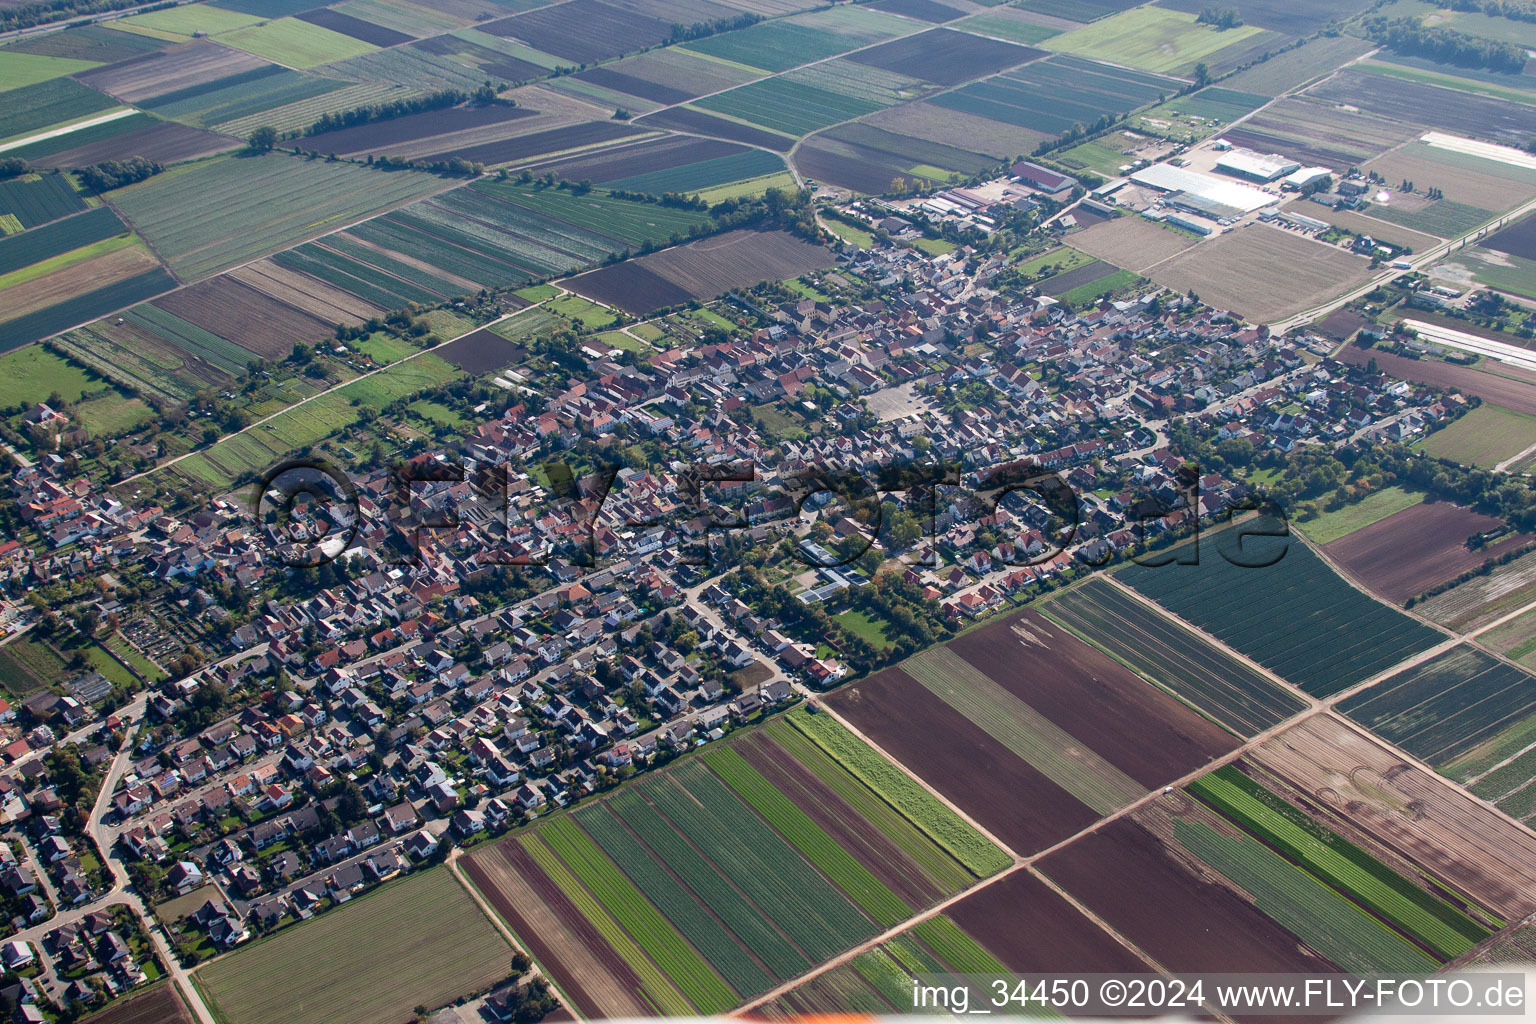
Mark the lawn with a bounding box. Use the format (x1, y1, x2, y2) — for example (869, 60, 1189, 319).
(823, 216, 875, 247)
(0, 53, 102, 91)
(547, 293, 619, 329)
(220, 18, 379, 69)
(73, 392, 154, 436)
(1296, 486, 1424, 544)
(836, 608, 894, 646)
(590, 330, 652, 353)
(1044, 8, 1263, 74)
(0, 345, 102, 407)
(197, 868, 510, 1024)
(1421, 403, 1536, 469)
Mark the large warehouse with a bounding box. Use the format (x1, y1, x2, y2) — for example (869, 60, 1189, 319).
(1214, 148, 1301, 182)
(1129, 164, 1280, 216)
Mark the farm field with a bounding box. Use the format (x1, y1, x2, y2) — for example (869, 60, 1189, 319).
(1452, 247, 1536, 300)
(0, 261, 176, 351)
(1421, 403, 1536, 469)
(635, 106, 794, 152)
(1297, 485, 1424, 545)
(795, 121, 996, 194)
(0, 344, 102, 407)
(1299, 202, 1441, 252)
(695, 75, 889, 139)
(931, 55, 1180, 137)
(1310, 71, 1536, 149)
(302, 103, 540, 158)
(428, 119, 650, 167)
(435, 327, 525, 373)
(1411, 547, 1536, 633)
(151, 275, 337, 361)
(0, 24, 164, 66)
(1117, 519, 1442, 696)
(942, 870, 1147, 974)
(0, 78, 118, 145)
(683, 5, 915, 73)
(1481, 606, 1536, 671)
(1158, 0, 1374, 35)
(1335, 341, 1536, 417)
(0, 635, 69, 695)
(1248, 713, 1536, 921)
(954, 8, 1065, 44)
(462, 717, 999, 1019)
(109, 153, 445, 280)
(566, 229, 833, 314)
(1042, 7, 1263, 74)
(78, 983, 192, 1024)
(196, 867, 509, 1024)
(1222, 33, 1375, 95)
(0, 205, 127, 276)
(0, 173, 86, 229)
(141, 67, 354, 131)
(1220, 95, 1417, 169)
(1322, 500, 1529, 604)
(40, 120, 239, 169)
(1341, 644, 1536, 770)
(74, 39, 270, 105)
(1147, 224, 1373, 323)
(844, 28, 1043, 87)
(543, 136, 786, 194)
(825, 607, 1235, 854)
(1044, 578, 1307, 736)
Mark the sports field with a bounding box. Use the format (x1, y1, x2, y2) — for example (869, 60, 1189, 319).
(197, 868, 510, 1024)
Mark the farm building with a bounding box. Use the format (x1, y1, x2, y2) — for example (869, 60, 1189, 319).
(1214, 148, 1300, 183)
(1011, 161, 1078, 194)
(1284, 167, 1332, 191)
(1164, 213, 1214, 236)
(1131, 164, 1278, 215)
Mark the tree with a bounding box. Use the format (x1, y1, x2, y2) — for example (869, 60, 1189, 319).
(248, 126, 279, 152)
(1194, 62, 1211, 86)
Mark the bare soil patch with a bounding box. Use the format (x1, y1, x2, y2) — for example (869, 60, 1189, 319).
(1324, 500, 1530, 604)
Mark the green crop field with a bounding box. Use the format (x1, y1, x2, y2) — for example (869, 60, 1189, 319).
(0, 52, 102, 92)
(1044, 579, 1306, 736)
(117, 4, 265, 37)
(1044, 8, 1264, 74)
(1297, 486, 1424, 544)
(786, 706, 1011, 876)
(1366, 199, 1494, 239)
(1421, 403, 1536, 469)
(0, 174, 87, 230)
(912, 916, 1007, 973)
(73, 392, 153, 435)
(109, 153, 443, 280)
(608, 148, 786, 196)
(1118, 519, 1442, 696)
(574, 800, 778, 997)
(704, 745, 911, 926)
(0, 78, 118, 144)
(954, 11, 1063, 45)
(197, 868, 510, 1024)
(1190, 766, 1489, 960)
(933, 55, 1180, 135)
(606, 785, 814, 981)
(1174, 819, 1438, 973)
(220, 18, 379, 69)
(1341, 645, 1536, 769)
(535, 817, 733, 1013)
(0, 206, 128, 277)
(1059, 268, 1143, 305)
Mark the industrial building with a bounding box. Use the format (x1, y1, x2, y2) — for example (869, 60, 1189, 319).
(1129, 164, 1279, 216)
(1283, 166, 1332, 191)
(1214, 148, 1301, 183)
(1010, 160, 1078, 194)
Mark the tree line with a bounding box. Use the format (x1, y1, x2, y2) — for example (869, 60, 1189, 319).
(301, 83, 504, 137)
(1361, 15, 1528, 73)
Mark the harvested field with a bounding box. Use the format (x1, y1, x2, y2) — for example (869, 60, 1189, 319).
(1068, 215, 1198, 272)
(827, 668, 1103, 854)
(436, 327, 525, 373)
(1416, 548, 1536, 633)
(152, 276, 334, 359)
(1366, 143, 1536, 217)
(198, 867, 511, 1024)
(303, 103, 538, 157)
(428, 120, 649, 165)
(566, 228, 833, 313)
(1341, 644, 1536, 767)
(636, 106, 793, 151)
(1118, 519, 1443, 696)
(1323, 500, 1528, 604)
(294, 8, 415, 46)
(847, 27, 1042, 86)
(1220, 96, 1417, 170)
(34, 120, 238, 168)
(482, 0, 675, 65)
(78, 984, 191, 1024)
(1249, 713, 1536, 920)
(1148, 224, 1372, 323)
(74, 39, 269, 103)
(230, 259, 383, 324)
(946, 870, 1149, 972)
(1310, 71, 1536, 148)
(1295, 202, 1440, 252)
(1045, 578, 1306, 736)
(1038, 814, 1341, 973)
(1334, 341, 1536, 416)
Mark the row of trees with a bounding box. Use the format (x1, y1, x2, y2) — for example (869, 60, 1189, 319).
(302, 83, 504, 137)
(1361, 15, 1528, 72)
